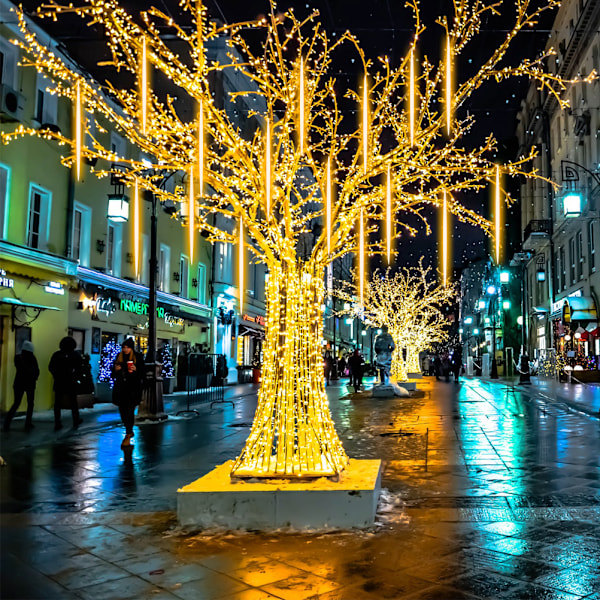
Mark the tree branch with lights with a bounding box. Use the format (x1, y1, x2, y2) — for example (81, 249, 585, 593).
(1, 0, 580, 478)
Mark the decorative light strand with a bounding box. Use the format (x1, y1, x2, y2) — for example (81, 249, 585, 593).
(359, 208, 365, 305)
(198, 102, 204, 203)
(386, 165, 392, 264)
(409, 48, 415, 147)
(299, 55, 305, 154)
(363, 74, 368, 174)
(265, 117, 271, 217)
(134, 179, 140, 279)
(74, 80, 82, 181)
(189, 166, 195, 264)
(140, 36, 148, 134)
(495, 165, 501, 264)
(239, 218, 244, 315)
(442, 190, 448, 285)
(326, 156, 332, 256)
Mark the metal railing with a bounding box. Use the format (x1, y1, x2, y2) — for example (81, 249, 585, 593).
(523, 219, 551, 240)
(176, 353, 229, 415)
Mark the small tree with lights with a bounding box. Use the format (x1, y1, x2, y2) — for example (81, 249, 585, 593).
(337, 261, 454, 381)
(2, 0, 582, 478)
(98, 338, 120, 388)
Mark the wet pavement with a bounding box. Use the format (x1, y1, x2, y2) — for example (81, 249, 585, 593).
(1, 376, 600, 599)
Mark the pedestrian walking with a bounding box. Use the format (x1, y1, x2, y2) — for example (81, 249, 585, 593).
(3, 341, 39, 431)
(421, 355, 430, 376)
(324, 351, 334, 386)
(348, 349, 364, 392)
(451, 348, 462, 383)
(112, 338, 145, 448)
(433, 354, 442, 381)
(441, 353, 451, 382)
(337, 355, 347, 379)
(49, 336, 83, 431)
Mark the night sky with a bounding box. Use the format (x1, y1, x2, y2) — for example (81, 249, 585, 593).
(18, 0, 557, 272)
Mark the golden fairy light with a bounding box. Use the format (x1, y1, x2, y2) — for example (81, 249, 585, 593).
(74, 80, 82, 181)
(3, 0, 574, 479)
(386, 165, 392, 264)
(326, 156, 332, 256)
(446, 35, 452, 136)
(359, 208, 365, 305)
(495, 165, 501, 264)
(442, 190, 448, 285)
(265, 117, 271, 216)
(198, 103, 204, 202)
(189, 166, 195, 264)
(363, 74, 368, 174)
(299, 55, 305, 154)
(134, 179, 140, 278)
(140, 36, 148, 135)
(239, 218, 244, 315)
(409, 48, 415, 147)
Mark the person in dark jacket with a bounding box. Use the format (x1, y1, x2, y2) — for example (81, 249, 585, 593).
(112, 338, 145, 448)
(324, 351, 334, 386)
(4, 341, 39, 431)
(49, 336, 82, 431)
(348, 349, 364, 392)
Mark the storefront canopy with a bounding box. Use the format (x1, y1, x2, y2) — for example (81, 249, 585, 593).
(0, 297, 61, 311)
(562, 296, 597, 324)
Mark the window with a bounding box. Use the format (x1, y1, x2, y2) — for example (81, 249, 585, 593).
(559, 246, 566, 291)
(179, 255, 189, 298)
(106, 222, 122, 277)
(27, 184, 51, 250)
(34, 73, 58, 125)
(110, 132, 127, 161)
(0, 163, 9, 239)
(216, 242, 232, 283)
(71, 202, 92, 266)
(569, 238, 576, 285)
(577, 230, 583, 280)
(0, 38, 18, 87)
(158, 244, 170, 292)
(197, 263, 206, 304)
(590, 220, 596, 273)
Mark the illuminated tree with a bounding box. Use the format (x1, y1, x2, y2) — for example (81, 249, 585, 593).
(337, 261, 454, 381)
(2, 0, 579, 478)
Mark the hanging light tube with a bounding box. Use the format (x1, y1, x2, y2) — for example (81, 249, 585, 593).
(134, 180, 140, 279)
(266, 118, 271, 217)
(409, 48, 415, 147)
(359, 208, 365, 304)
(75, 80, 82, 181)
(189, 167, 195, 264)
(326, 157, 332, 256)
(141, 36, 148, 134)
(363, 74, 368, 175)
(386, 166, 392, 264)
(198, 102, 204, 200)
(299, 56, 305, 154)
(495, 165, 501, 264)
(442, 190, 448, 285)
(239, 218, 244, 315)
(446, 35, 452, 137)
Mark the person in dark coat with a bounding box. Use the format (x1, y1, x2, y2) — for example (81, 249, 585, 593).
(451, 347, 462, 383)
(4, 341, 39, 431)
(348, 349, 365, 392)
(112, 338, 145, 448)
(49, 336, 82, 431)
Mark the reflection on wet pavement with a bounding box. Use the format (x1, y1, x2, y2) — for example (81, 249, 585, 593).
(2, 377, 600, 599)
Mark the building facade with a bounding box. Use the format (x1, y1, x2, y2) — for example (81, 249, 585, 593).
(516, 0, 600, 377)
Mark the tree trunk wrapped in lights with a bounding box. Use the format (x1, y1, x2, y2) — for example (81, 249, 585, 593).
(337, 260, 454, 383)
(2, 0, 579, 478)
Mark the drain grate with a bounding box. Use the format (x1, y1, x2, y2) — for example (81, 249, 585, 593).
(228, 422, 252, 428)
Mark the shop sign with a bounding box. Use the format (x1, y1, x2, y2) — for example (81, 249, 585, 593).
(96, 296, 118, 316)
(44, 281, 65, 295)
(242, 313, 265, 326)
(0, 269, 14, 289)
(120, 298, 185, 327)
(164, 312, 185, 327)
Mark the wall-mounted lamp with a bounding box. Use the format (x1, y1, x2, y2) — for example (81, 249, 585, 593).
(126, 252, 134, 264)
(173, 272, 180, 282)
(192, 278, 198, 288)
(536, 270, 546, 282)
(96, 239, 106, 254)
